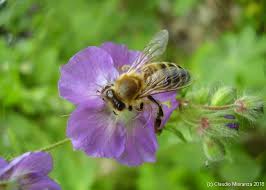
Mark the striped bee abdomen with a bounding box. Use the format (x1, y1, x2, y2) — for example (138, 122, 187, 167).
(139, 62, 190, 97)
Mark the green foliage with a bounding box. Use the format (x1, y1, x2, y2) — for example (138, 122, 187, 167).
(190, 27, 266, 91)
(174, 0, 199, 16)
(0, 0, 265, 190)
(219, 146, 261, 182)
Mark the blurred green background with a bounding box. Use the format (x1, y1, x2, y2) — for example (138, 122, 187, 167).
(0, 0, 266, 189)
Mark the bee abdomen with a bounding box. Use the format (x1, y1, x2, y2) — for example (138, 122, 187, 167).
(142, 64, 158, 80)
(142, 63, 160, 80)
(171, 68, 190, 87)
(142, 62, 190, 90)
(142, 62, 184, 78)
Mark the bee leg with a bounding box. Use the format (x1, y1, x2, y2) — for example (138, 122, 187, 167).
(135, 102, 144, 111)
(148, 96, 164, 134)
(139, 102, 144, 110)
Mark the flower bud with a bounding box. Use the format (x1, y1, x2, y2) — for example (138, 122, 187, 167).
(203, 137, 225, 161)
(211, 87, 236, 106)
(196, 114, 238, 138)
(186, 87, 209, 104)
(223, 114, 235, 119)
(224, 114, 239, 130)
(234, 96, 264, 121)
(225, 123, 239, 130)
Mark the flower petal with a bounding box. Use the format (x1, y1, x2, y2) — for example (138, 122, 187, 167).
(117, 112, 158, 166)
(67, 104, 126, 158)
(100, 42, 140, 71)
(100, 42, 129, 68)
(59, 46, 119, 105)
(26, 176, 61, 190)
(0, 157, 8, 171)
(128, 50, 140, 66)
(0, 152, 52, 180)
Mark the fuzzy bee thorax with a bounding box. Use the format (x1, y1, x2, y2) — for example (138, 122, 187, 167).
(114, 73, 143, 101)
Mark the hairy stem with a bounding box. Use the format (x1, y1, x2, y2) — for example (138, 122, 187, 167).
(7, 138, 70, 161)
(199, 104, 235, 110)
(177, 99, 235, 111)
(38, 138, 70, 152)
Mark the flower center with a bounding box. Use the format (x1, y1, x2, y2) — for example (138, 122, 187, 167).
(117, 109, 138, 126)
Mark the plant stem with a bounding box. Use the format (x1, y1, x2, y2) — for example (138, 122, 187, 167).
(38, 138, 70, 152)
(7, 138, 70, 162)
(200, 104, 235, 110)
(177, 99, 235, 111)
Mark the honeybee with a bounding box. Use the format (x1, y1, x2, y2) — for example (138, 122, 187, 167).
(101, 30, 191, 133)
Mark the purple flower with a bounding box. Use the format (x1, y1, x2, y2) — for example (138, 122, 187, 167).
(0, 152, 60, 190)
(59, 42, 178, 166)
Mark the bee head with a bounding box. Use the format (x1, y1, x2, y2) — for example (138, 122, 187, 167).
(101, 85, 126, 111)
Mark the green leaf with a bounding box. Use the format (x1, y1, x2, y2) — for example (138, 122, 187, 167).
(219, 148, 261, 182)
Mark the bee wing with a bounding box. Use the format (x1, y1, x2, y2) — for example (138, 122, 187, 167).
(127, 30, 169, 73)
(138, 65, 191, 98)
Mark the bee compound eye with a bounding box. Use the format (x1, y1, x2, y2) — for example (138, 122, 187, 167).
(106, 89, 113, 98)
(117, 103, 122, 110)
(117, 102, 125, 111)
